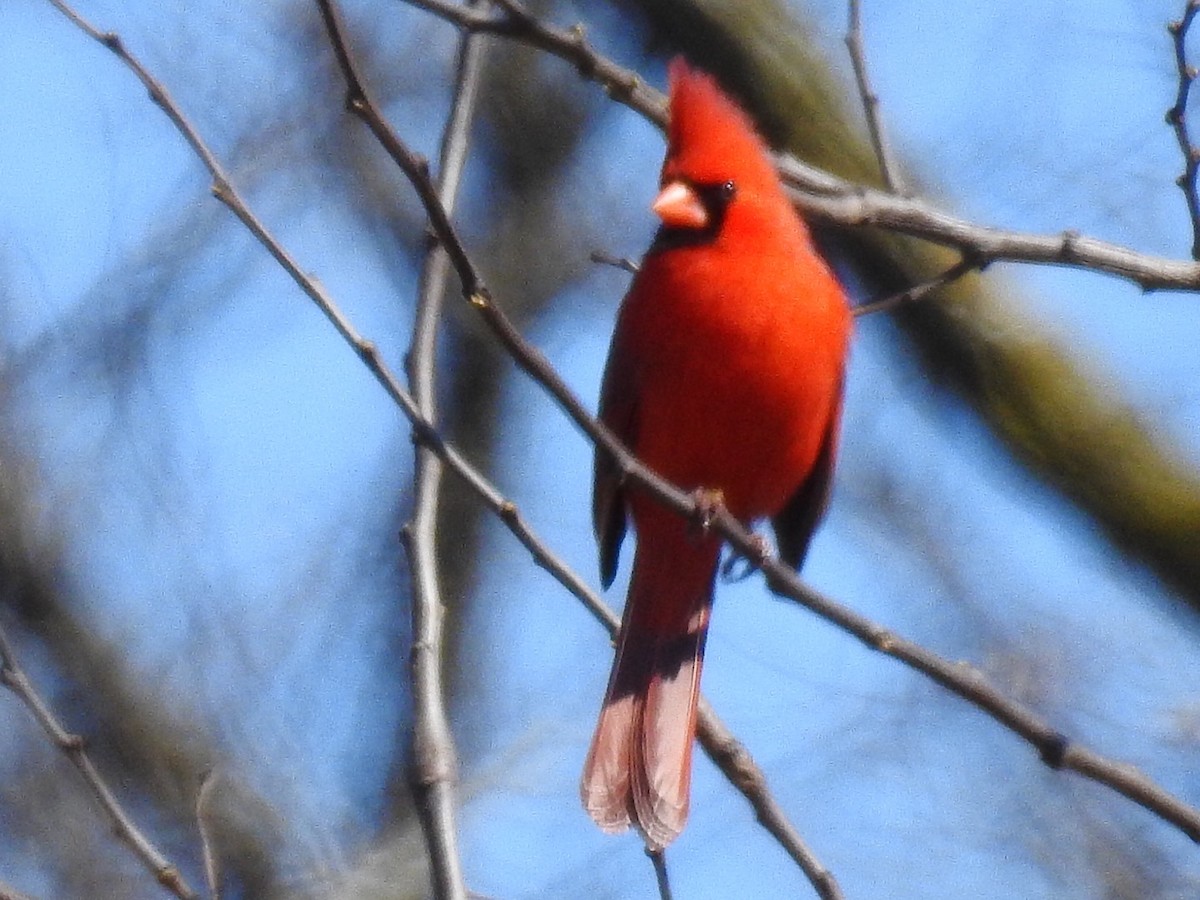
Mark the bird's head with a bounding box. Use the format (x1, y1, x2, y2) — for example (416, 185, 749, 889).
(652, 58, 788, 240)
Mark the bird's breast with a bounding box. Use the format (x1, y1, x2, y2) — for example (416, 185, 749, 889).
(619, 240, 849, 522)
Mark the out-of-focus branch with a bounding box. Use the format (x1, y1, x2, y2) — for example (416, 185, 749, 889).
(845, 0, 903, 193)
(0, 880, 38, 900)
(1167, 0, 1200, 258)
(0, 620, 196, 900)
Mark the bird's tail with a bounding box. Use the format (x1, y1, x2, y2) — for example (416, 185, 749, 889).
(580, 522, 720, 850)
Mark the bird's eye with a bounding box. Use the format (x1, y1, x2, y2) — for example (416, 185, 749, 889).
(720, 180, 737, 200)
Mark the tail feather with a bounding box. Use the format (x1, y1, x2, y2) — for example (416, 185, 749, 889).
(581, 528, 718, 848)
(631, 608, 708, 850)
(580, 687, 638, 833)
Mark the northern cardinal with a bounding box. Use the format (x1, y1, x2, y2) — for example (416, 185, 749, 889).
(581, 59, 852, 850)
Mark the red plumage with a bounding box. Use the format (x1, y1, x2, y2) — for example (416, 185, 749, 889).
(581, 58, 852, 849)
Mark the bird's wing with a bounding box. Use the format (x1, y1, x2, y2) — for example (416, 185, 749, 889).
(593, 322, 640, 588)
(771, 378, 844, 571)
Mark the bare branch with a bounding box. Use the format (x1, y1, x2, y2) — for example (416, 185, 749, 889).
(1167, 0, 1200, 258)
(397, 0, 492, 893)
(0, 619, 197, 900)
(845, 0, 903, 193)
(719, 513, 1200, 845)
(776, 157, 1200, 291)
(853, 255, 978, 317)
(646, 847, 674, 900)
(196, 771, 220, 900)
(589, 249, 641, 275)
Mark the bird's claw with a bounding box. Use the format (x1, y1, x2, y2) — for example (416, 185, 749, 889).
(691, 488, 725, 534)
(720, 534, 771, 582)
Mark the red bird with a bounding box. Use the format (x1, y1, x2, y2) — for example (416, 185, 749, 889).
(581, 59, 852, 849)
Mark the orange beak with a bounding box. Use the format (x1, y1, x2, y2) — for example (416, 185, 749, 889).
(651, 181, 709, 229)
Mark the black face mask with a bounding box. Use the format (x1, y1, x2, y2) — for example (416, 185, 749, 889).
(650, 178, 738, 252)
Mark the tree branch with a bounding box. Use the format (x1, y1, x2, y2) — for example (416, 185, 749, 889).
(398, 0, 492, 894)
(845, 0, 903, 193)
(396, 0, 1200, 292)
(195, 771, 220, 900)
(0, 619, 196, 900)
(1167, 0, 1200, 258)
(646, 847, 674, 900)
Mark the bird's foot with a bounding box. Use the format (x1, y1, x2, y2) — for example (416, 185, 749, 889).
(690, 487, 725, 534)
(720, 534, 772, 582)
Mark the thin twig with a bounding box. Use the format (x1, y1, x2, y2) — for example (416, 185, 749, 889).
(852, 255, 978, 317)
(0, 618, 196, 899)
(196, 771, 220, 900)
(1167, 0, 1200, 258)
(646, 847, 674, 900)
(695, 694, 842, 897)
(845, 0, 903, 193)
(398, 0, 1200, 292)
(400, 0, 491, 895)
(589, 249, 640, 274)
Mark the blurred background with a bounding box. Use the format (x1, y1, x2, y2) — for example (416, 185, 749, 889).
(3, 0, 1200, 897)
